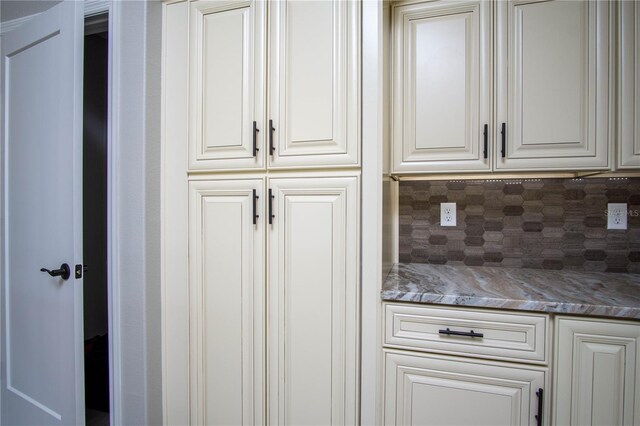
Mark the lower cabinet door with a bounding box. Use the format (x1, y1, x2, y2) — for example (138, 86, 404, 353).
(554, 317, 640, 426)
(188, 179, 265, 425)
(268, 176, 360, 426)
(384, 351, 548, 426)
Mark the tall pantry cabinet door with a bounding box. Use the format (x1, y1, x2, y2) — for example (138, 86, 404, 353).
(618, 1, 640, 168)
(268, 177, 360, 425)
(392, 0, 492, 173)
(554, 317, 640, 426)
(189, 180, 265, 425)
(189, 1, 266, 171)
(268, 1, 360, 168)
(495, 0, 611, 171)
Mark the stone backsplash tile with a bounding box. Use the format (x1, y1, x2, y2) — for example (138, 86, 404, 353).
(399, 178, 640, 273)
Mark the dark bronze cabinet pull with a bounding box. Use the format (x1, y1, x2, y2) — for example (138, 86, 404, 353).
(483, 124, 488, 159)
(438, 328, 484, 338)
(501, 122, 506, 158)
(252, 189, 259, 225)
(268, 188, 275, 224)
(269, 119, 275, 155)
(535, 388, 543, 426)
(253, 121, 260, 157)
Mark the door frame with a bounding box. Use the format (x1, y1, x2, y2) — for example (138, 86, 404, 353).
(0, 1, 162, 424)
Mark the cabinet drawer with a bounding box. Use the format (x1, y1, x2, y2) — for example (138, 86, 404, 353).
(384, 303, 549, 364)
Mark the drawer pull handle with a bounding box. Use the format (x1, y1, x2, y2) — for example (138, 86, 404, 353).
(438, 328, 484, 338)
(535, 388, 543, 426)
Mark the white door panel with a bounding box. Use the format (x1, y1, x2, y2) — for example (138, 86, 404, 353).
(269, 1, 360, 168)
(268, 176, 359, 425)
(496, 0, 611, 170)
(189, 0, 266, 171)
(188, 179, 264, 425)
(1, 2, 84, 425)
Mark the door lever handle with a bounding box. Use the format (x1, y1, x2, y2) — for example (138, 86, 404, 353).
(40, 263, 71, 280)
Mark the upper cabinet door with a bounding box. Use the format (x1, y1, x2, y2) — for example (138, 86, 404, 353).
(268, 1, 360, 169)
(392, 0, 492, 174)
(189, 1, 266, 171)
(495, 0, 611, 171)
(618, 1, 640, 169)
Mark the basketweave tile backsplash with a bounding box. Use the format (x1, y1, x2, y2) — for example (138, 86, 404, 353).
(399, 178, 640, 273)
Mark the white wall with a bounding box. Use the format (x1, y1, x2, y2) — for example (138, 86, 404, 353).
(110, 1, 162, 424)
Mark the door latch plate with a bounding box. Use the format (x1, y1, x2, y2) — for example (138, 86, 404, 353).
(75, 264, 87, 279)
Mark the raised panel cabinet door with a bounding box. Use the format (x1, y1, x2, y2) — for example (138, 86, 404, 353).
(268, 176, 359, 425)
(495, 0, 611, 171)
(384, 351, 548, 426)
(189, 179, 265, 425)
(554, 317, 640, 426)
(189, 1, 266, 171)
(392, 0, 492, 173)
(268, 1, 360, 168)
(619, 0, 640, 168)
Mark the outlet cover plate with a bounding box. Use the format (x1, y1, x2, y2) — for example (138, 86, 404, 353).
(607, 203, 628, 230)
(441, 202, 456, 227)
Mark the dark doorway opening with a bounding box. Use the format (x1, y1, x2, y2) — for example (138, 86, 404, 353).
(83, 13, 110, 426)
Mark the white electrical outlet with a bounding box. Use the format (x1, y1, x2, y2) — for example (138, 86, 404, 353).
(441, 202, 456, 227)
(607, 203, 628, 230)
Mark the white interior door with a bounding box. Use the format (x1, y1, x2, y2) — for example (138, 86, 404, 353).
(1, 2, 84, 425)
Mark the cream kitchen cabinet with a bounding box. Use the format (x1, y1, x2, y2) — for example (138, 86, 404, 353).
(392, 0, 492, 173)
(188, 0, 360, 171)
(268, 176, 360, 425)
(268, 1, 360, 169)
(618, 0, 640, 169)
(188, 0, 266, 171)
(166, 1, 362, 424)
(383, 303, 550, 426)
(383, 302, 640, 426)
(187, 176, 360, 426)
(188, 179, 265, 425)
(554, 316, 640, 426)
(495, 0, 611, 171)
(392, 0, 612, 174)
(385, 351, 548, 426)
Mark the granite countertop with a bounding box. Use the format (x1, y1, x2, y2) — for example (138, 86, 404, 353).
(382, 263, 640, 319)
